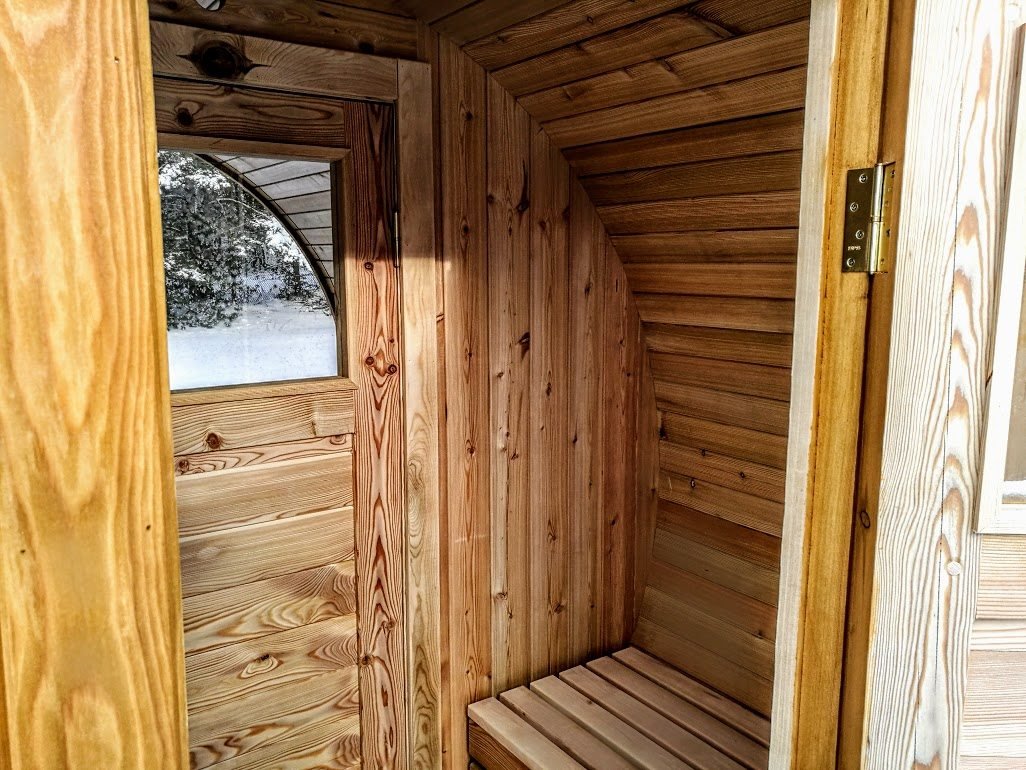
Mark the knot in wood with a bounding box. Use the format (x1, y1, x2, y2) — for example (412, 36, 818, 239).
(205, 432, 222, 450)
(189, 39, 255, 81)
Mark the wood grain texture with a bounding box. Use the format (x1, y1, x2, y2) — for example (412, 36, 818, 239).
(175, 453, 353, 536)
(340, 100, 410, 770)
(148, 0, 419, 59)
(179, 507, 355, 597)
(182, 562, 357, 655)
(0, 4, 188, 766)
(859, 2, 1014, 769)
(171, 386, 355, 455)
(150, 21, 398, 100)
(491, 10, 728, 97)
(397, 59, 443, 770)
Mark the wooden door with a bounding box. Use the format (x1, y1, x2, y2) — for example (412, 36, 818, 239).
(152, 64, 402, 768)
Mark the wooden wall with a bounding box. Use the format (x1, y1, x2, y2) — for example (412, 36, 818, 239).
(415, 0, 811, 721)
(433, 37, 656, 770)
(171, 380, 360, 769)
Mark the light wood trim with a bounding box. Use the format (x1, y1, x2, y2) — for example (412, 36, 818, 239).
(771, 0, 894, 766)
(397, 58, 444, 770)
(170, 376, 356, 407)
(977, 26, 1026, 534)
(150, 21, 399, 101)
(0, 3, 188, 765)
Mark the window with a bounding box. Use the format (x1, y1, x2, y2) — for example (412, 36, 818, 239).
(158, 150, 340, 390)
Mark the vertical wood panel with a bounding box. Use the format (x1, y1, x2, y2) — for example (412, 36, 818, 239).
(0, 4, 188, 766)
(342, 101, 409, 770)
(487, 79, 533, 693)
(568, 181, 606, 661)
(529, 122, 572, 678)
(438, 36, 491, 770)
(398, 59, 443, 770)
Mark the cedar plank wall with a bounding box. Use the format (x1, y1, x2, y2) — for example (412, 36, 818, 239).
(433, 37, 652, 769)
(424, 0, 810, 718)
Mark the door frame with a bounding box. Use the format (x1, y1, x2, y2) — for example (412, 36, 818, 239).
(771, 0, 914, 766)
(150, 22, 440, 769)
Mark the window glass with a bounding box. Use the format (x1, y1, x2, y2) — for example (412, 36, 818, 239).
(158, 150, 339, 390)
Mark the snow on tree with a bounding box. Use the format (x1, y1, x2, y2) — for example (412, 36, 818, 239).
(157, 150, 330, 329)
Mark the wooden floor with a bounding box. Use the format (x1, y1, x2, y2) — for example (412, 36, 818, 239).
(468, 647, 769, 770)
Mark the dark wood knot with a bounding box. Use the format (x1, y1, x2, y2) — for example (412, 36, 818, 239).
(188, 39, 255, 81)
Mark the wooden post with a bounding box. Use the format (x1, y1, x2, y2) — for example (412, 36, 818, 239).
(0, 4, 188, 768)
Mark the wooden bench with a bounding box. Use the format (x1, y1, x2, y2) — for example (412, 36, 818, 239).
(467, 647, 769, 770)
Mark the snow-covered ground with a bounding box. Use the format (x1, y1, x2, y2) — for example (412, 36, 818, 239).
(167, 299, 337, 390)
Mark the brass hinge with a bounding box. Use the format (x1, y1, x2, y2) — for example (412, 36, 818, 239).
(841, 161, 897, 274)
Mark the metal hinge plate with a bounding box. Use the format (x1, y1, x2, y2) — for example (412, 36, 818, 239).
(842, 161, 897, 274)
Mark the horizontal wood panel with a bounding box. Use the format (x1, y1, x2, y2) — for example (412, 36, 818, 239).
(655, 382, 791, 436)
(199, 713, 360, 770)
(176, 453, 353, 536)
(175, 434, 353, 476)
(599, 191, 801, 234)
(661, 412, 789, 470)
(566, 111, 806, 176)
(631, 618, 773, 717)
(183, 561, 357, 655)
(547, 68, 807, 148)
(660, 440, 785, 503)
(493, 11, 728, 96)
(172, 389, 355, 455)
(657, 499, 781, 572)
(971, 620, 1026, 651)
(646, 560, 777, 643)
(148, 0, 418, 59)
(431, 0, 572, 45)
(585, 151, 803, 205)
(150, 21, 398, 100)
(186, 615, 358, 713)
(523, 21, 810, 123)
(651, 351, 791, 402)
(613, 229, 799, 262)
(961, 650, 1026, 758)
(463, 0, 685, 70)
(685, 0, 811, 33)
(637, 296, 795, 334)
(179, 507, 355, 597)
(624, 263, 796, 299)
(652, 527, 779, 607)
(977, 536, 1026, 618)
(155, 77, 353, 148)
(659, 470, 784, 537)
(188, 667, 360, 769)
(644, 323, 793, 367)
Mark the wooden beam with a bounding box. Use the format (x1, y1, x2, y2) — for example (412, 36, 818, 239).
(398, 58, 444, 770)
(770, 0, 893, 766)
(0, 3, 187, 766)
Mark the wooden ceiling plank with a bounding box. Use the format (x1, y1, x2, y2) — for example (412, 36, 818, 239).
(521, 19, 809, 123)
(583, 151, 803, 205)
(685, 0, 810, 34)
(597, 190, 801, 235)
(463, 0, 683, 69)
(148, 0, 419, 59)
(432, 0, 572, 46)
(491, 10, 730, 97)
(565, 110, 805, 176)
(546, 67, 807, 148)
(400, 0, 478, 24)
(610, 229, 799, 263)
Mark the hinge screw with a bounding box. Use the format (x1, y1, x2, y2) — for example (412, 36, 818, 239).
(849, 202, 859, 212)
(859, 172, 869, 183)
(845, 256, 856, 268)
(855, 229, 866, 240)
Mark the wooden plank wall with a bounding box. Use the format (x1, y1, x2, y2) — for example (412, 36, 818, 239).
(434, 37, 654, 770)
(426, 0, 811, 719)
(171, 381, 361, 769)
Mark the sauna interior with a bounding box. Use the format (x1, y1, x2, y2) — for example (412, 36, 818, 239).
(5, 0, 813, 768)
